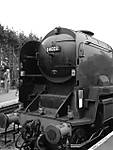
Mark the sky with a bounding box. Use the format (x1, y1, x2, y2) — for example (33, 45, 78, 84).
(0, 0, 113, 47)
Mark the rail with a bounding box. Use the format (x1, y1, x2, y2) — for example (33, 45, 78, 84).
(0, 102, 20, 114)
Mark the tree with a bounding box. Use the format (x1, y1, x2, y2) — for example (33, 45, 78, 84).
(0, 23, 39, 87)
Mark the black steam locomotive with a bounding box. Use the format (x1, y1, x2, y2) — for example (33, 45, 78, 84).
(1, 27, 113, 150)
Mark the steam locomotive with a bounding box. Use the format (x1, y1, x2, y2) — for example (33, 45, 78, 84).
(1, 27, 113, 150)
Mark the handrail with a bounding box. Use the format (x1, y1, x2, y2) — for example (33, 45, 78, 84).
(55, 92, 72, 117)
(25, 86, 46, 112)
(84, 40, 112, 52)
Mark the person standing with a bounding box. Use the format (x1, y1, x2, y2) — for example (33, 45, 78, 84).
(4, 69, 10, 93)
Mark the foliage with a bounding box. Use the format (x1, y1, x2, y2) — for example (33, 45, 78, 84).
(0, 24, 39, 57)
(0, 23, 39, 82)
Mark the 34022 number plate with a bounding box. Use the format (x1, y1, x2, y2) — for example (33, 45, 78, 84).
(46, 46, 61, 53)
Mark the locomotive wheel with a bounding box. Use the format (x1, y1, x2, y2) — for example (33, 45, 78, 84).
(37, 134, 50, 150)
(70, 128, 87, 144)
(37, 134, 58, 150)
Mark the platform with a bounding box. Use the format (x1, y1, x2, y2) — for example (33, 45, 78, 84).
(89, 131, 113, 150)
(0, 90, 18, 108)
